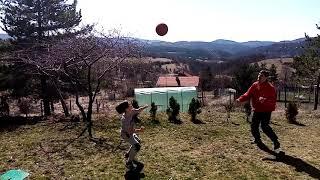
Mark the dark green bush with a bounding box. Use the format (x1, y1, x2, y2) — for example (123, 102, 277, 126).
(188, 98, 201, 123)
(286, 101, 299, 123)
(166, 96, 181, 124)
(132, 99, 140, 123)
(244, 102, 252, 123)
(150, 102, 158, 123)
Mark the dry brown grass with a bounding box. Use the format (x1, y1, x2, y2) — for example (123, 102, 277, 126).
(0, 104, 320, 179)
(161, 63, 189, 73)
(252, 58, 294, 75)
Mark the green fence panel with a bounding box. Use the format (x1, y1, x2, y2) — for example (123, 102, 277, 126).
(181, 89, 197, 112)
(151, 91, 167, 112)
(135, 87, 197, 113)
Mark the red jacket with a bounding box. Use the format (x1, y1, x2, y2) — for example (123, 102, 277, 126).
(237, 81, 276, 112)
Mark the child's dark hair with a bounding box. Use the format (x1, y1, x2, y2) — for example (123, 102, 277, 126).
(116, 101, 129, 114)
(260, 70, 270, 77)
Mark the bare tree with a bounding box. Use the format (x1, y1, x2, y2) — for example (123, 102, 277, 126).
(4, 43, 71, 117)
(48, 31, 140, 138)
(280, 65, 295, 107)
(13, 30, 140, 138)
(116, 58, 161, 90)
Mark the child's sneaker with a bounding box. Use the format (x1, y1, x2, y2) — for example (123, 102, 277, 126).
(133, 160, 144, 172)
(125, 161, 134, 170)
(124, 152, 129, 159)
(133, 160, 144, 166)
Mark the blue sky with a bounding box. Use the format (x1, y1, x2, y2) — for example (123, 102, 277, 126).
(77, 0, 319, 42)
(1, 0, 319, 42)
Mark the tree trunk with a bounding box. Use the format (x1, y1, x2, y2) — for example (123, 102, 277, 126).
(87, 98, 93, 138)
(284, 85, 287, 108)
(96, 99, 99, 113)
(41, 76, 51, 116)
(75, 92, 93, 138)
(60, 98, 69, 117)
(40, 100, 43, 116)
(50, 100, 54, 113)
(293, 85, 296, 102)
(284, 72, 288, 108)
(314, 75, 320, 110)
(75, 93, 86, 122)
(309, 84, 312, 103)
(201, 90, 204, 106)
(69, 99, 72, 112)
(52, 81, 69, 116)
(86, 67, 94, 138)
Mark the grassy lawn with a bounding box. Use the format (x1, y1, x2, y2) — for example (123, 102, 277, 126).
(1, 107, 320, 179)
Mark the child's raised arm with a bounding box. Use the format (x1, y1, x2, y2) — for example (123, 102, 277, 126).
(133, 104, 149, 114)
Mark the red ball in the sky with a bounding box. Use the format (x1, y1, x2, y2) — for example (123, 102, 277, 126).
(156, 23, 168, 36)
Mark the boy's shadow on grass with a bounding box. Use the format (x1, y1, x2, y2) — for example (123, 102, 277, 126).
(124, 171, 145, 180)
(191, 118, 206, 124)
(257, 142, 320, 179)
(0, 116, 41, 132)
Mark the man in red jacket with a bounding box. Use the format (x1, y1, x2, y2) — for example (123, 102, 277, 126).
(236, 70, 281, 152)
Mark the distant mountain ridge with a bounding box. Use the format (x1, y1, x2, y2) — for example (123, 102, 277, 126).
(143, 37, 306, 60)
(0, 33, 10, 40)
(0, 33, 306, 60)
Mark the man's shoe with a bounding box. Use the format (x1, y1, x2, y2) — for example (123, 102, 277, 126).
(273, 141, 281, 153)
(254, 139, 263, 145)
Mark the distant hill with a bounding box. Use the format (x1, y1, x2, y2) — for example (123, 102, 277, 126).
(0, 34, 10, 40)
(0, 33, 306, 61)
(251, 58, 294, 75)
(233, 40, 305, 59)
(241, 41, 275, 48)
(143, 38, 306, 61)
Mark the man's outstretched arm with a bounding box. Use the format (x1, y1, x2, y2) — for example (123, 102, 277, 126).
(237, 83, 256, 103)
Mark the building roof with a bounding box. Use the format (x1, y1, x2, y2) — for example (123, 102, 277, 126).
(156, 76, 199, 87)
(135, 87, 196, 95)
(177, 71, 193, 77)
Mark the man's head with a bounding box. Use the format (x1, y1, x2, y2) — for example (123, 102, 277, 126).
(258, 70, 269, 83)
(116, 100, 133, 114)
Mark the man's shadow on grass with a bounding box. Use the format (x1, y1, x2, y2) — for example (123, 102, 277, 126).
(289, 121, 306, 127)
(257, 142, 320, 179)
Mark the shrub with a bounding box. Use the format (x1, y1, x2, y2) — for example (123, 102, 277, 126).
(213, 89, 219, 98)
(132, 99, 140, 123)
(223, 102, 235, 122)
(243, 102, 252, 123)
(188, 98, 201, 123)
(166, 96, 181, 123)
(286, 101, 299, 123)
(126, 88, 134, 97)
(18, 98, 32, 117)
(0, 96, 9, 116)
(149, 102, 158, 123)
